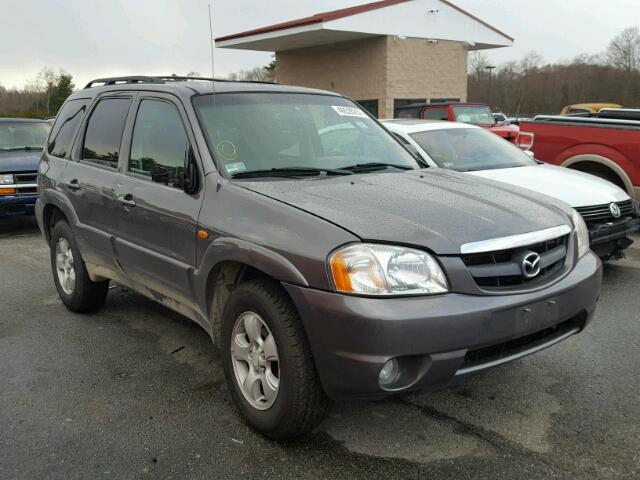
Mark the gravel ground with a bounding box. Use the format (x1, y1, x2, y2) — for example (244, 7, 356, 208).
(1, 216, 639, 480)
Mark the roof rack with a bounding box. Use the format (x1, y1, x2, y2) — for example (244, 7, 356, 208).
(84, 75, 275, 89)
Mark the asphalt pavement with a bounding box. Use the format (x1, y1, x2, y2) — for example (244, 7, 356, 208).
(1, 215, 639, 479)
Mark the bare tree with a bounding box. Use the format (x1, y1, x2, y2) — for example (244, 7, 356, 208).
(0, 67, 75, 118)
(468, 51, 489, 76)
(518, 51, 543, 73)
(227, 65, 275, 82)
(606, 26, 640, 71)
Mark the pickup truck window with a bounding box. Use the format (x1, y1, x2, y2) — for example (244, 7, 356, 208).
(47, 99, 90, 158)
(410, 127, 537, 172)
(82, 98, 131, 169)
(452, 106, 494, 125)
(129, 99, 189, 188)
(423, 108, 448, 121)
(194, 93, 418, 177)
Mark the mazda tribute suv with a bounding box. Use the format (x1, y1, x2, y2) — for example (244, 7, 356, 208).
(36, 76, 602, 439)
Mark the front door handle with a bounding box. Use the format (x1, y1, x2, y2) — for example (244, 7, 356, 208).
(117, 194, 136, 208)
(62, 179, 81, 190)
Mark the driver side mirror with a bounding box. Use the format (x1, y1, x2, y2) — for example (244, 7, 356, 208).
(183, 147, 199, 194)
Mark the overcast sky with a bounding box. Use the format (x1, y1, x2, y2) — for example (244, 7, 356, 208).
(1, 0, 638, 90)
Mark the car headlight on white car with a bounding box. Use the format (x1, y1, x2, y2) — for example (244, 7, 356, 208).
(570, 209, 590, 258)
(329, 243, 448, 296)
(0, 174, 14, 185)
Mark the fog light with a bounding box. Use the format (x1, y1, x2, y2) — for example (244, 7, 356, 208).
(378, 358, 400, 387)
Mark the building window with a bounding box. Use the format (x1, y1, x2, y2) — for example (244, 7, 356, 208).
(430, 98, 460, 104)
(394, 99, 427, 111)
(356, 100, 378, 117)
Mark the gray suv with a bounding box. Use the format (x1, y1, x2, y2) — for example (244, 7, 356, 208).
(36, 76, 602, 439)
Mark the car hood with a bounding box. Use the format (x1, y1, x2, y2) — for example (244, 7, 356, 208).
(236, 169, 571, 255)
(0, 149, 41, 172)
(469, 164, 630, 208)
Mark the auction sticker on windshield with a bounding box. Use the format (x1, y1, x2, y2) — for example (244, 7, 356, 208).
(332, 106, 368, 118)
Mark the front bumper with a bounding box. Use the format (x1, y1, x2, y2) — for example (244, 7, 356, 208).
(285, 252, 602, 401)
(0, 194, 37, 217)
(588, 216, 639, 258)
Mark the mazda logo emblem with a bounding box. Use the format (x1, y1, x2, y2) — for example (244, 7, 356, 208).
(609, 202, 621, 219)
(522, 251, 541, 278)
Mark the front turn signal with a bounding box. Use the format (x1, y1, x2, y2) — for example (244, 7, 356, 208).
(0, 187, 16, 196)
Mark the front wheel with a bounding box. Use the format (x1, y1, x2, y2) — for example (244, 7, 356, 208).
(221, 279, 330, 439)
(50, 221, 109, 312)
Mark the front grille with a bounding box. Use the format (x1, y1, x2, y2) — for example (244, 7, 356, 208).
(461, 315, 583, 371)
(6, 171, 38, 196)
(576, 200, 635, 223)
(14, 172, 37, 184)
(462, 235, 569, 289)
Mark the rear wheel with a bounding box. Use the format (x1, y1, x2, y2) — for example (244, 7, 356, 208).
(220, 279, 330, 439)
(50, 221, 109, 312)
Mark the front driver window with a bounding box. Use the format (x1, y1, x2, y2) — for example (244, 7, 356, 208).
(129, 99, 189, 188)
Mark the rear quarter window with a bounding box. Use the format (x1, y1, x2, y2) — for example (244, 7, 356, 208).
(47, 99, 91, 158)
(423, 108, 448, 121)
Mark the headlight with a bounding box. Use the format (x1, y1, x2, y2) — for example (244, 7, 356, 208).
(0, 174, 14, 185)
(570, 209, 590, 258)
(329, 243, 448, 296)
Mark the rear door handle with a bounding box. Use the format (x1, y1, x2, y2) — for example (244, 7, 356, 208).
(62, 179, 81, 190)
(117, 194, 136, 207)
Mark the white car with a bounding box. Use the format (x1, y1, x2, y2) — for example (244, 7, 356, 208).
(383, 119, 639, 259)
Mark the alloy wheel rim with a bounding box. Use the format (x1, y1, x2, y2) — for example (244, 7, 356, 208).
(55, 238, 75, 295)
(230, 311, 280, 410)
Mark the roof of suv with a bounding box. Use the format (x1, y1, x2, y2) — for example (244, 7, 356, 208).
(71, 76, 339, 100)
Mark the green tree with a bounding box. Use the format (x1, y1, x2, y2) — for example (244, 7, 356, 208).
(49, 73, 75, 115)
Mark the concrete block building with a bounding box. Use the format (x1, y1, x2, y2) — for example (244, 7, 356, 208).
(216, 0, 512, 118)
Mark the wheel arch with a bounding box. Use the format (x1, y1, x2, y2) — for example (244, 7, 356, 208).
(39, 190, 79, 243)
(195, 237, 309, 343)
(561, 154, 634, 196)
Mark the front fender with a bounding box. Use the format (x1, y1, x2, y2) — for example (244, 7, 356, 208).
(192, 236, 309, 318)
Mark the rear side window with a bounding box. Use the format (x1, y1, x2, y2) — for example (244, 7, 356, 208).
(47, 99, 90, 158)
(395, 107, 420, 119)
(128, 99, 189, 188)
(423, 108, 448, 121)
(82, 98, 131, 169)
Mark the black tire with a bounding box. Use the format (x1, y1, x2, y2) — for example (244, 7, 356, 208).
(50, 220, 109, 313)
(220, 279, 330, 440)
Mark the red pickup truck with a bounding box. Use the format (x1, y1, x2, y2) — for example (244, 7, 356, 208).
(519, 110, 640, 201)
(394, 102, 521, 143)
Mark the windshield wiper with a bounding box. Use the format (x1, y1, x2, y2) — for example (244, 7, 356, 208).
(231, 166, 354, 179)
(1, 146, 42, 151)
(341, 162, 414, 172)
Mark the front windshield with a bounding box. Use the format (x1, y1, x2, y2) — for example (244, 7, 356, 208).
(410, 127, 537, 172)
(0, 122, 50, 150)
(193, 93, 418, 177)
(452, 106, 494, 125)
